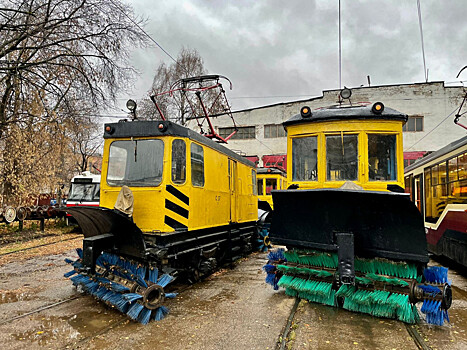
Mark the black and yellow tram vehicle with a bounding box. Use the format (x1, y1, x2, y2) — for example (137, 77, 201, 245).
(264, 102, 452, 325)
(257, 167, 287, 212)
(64, 119, 258, 324)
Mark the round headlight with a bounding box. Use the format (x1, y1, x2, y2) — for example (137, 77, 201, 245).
(340, 88, 352, 99)
(104, 125, 114, 134)
(126, 99, 137, 112)
(371, 102, 384, 114)
(300, 106, 312, 118)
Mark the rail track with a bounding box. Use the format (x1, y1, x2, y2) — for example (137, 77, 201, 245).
(58, 283, 195, 349)
(0, 235, 81, 257)
(277, 297, 433, 350)
(0, 296, 81, 326)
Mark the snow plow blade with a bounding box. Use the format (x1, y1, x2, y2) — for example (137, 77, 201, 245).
(270, 188, 428, 264)
(64, 206, 147, 260)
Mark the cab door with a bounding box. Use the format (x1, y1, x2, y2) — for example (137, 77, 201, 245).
(229, 159, 237, 222)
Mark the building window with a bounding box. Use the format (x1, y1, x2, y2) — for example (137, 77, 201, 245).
(404, 159, 416, 168)
(403, 116, 424, 132)
(219, 126, 255, 140)
(264, 124, 286, 138)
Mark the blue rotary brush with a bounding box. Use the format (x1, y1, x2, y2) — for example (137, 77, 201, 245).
(64, 251, 176, 324)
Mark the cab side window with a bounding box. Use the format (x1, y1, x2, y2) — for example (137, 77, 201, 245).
(252, 170, 257, 195)
(172, 139, 186, 184)
(292, 136, 318, 181)
(368, 134, 397, 181)
(257, 178, 263, 195)
(191, 143, 204, 187)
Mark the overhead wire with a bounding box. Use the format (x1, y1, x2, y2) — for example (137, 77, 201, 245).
(107, 0, 188, 75)
(405, 106, 460, 151)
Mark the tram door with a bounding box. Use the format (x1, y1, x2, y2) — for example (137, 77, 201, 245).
(229, 159, 238, 223)
(414, 175, 422, 212)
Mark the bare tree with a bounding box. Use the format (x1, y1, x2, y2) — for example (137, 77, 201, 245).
(0, 113, 76, 205)
(0, 0, 149, 138)
(0, 0, 148, 203)
(66, 115, 102, 173)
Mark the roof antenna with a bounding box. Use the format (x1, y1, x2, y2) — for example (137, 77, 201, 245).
(338, 0, 342, 90)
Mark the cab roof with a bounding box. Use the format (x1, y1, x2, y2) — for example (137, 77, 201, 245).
(283, 104, 408, 127)
(257, 167, 286, 175)
(103, 120, 255, 167)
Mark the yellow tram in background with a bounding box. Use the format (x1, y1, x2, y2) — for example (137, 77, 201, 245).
(257, 167, 287, 211)
(265, 101, 452, 326)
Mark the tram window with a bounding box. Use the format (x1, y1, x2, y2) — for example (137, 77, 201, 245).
(252, 170, 257, 195)
(266, 179, 277, 195)
(292, 136, 318, 181)
(448, 157, 458, 183)
(191, 143, 204, 187)
(439, 162, 447, 184)
(458, 153, 467, 180)
(431, 165, 439, 185)
(172, 139, 186, 184)
(257, 178, 264, 195)
(450, 179, 467, 198)
(368, 134, 397, 181)
(107, 139, 164, 187)
(404, 175, 413, 201)
(424, 168, 433, 220)
(326, 134, 358, 181)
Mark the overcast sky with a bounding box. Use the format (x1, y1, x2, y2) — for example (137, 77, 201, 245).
(112, 0, 467, 116)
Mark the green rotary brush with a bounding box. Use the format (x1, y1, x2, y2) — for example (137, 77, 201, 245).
(264, 249, 452, 325)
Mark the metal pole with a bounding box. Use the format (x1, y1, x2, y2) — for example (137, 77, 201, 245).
(338, 0, 342, 89)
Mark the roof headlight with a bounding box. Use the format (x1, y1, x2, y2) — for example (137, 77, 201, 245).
(300, 106, 312, 118)
(372, 102, 384, 114)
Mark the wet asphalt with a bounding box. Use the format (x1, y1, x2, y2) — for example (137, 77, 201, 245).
(0, 246, 466, 350)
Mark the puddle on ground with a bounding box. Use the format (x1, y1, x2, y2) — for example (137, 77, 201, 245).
(12, 309, 120, 346)
(0, 289, 34, 304)
(177, 285, 238, 312)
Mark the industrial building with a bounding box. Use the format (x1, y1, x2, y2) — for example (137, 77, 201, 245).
(186, 82, 466, 169)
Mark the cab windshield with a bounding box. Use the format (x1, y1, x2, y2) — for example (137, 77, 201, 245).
(326, 134, 358, 181)
(68, 183, 100, 202)
(107, 139, 164, 187)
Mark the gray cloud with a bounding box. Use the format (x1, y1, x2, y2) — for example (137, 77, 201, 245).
(116, 0, 466, 114)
